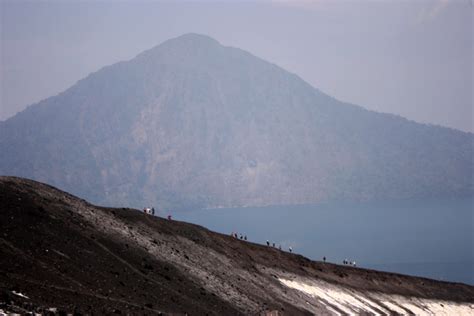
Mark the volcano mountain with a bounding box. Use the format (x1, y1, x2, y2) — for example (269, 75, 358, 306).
(0, 33, 472, 209)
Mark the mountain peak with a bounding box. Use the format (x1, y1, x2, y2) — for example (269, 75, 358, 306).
(152, 33, 220, 52)
(170, 33, 220, 45)
(135, 33, 222, 65)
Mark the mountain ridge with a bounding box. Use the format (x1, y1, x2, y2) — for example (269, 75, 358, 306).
(0, 33, 472, 210)
(1, 176, 473, 314)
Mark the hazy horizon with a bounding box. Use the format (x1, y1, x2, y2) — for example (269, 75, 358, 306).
(1, 0, 472, 132)
(0, 2, 473, 312)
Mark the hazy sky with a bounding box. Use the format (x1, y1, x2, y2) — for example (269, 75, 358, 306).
(1, 0, 472, 132)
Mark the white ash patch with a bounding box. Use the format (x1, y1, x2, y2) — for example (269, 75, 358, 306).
(11, 291, 29, 299)
(279, 277, 474, 315)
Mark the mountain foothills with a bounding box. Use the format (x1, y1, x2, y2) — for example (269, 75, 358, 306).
(0, 34, 472, 209)
(1, 177, 474, 314)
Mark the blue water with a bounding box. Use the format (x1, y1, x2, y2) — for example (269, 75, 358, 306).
(175, 198, 473, 285)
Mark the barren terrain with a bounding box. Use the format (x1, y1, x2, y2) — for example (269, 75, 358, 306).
(1, 176, 473, 315)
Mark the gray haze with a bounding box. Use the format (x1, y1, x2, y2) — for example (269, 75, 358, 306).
(1, 0, 472, 132)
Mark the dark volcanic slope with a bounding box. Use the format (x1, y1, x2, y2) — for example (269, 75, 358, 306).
(1, 177, 473, 315)
(0, 177, 243, 315)
(0, 33, 472, 209)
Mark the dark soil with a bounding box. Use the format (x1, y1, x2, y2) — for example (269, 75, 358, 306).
(1, 176, 473, 315)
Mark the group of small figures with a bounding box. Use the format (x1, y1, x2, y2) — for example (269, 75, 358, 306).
(143, 207, 172, 220)
(142, 209, 358, 267)
(343, 259, 357, 267)
(266, 240, 292, 253)
(231, 232, 247, 241)
(230, 233, 294, 253)
(143, 207, 155, 215)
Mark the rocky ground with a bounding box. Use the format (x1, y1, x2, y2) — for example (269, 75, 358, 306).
(1, 176, 473, 315)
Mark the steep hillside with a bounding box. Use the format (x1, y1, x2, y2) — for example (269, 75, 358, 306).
(0, 34, 472, 209)
(1, 177, 473, 314)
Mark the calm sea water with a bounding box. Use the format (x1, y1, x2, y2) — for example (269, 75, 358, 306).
(175, 198, 473, 285)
